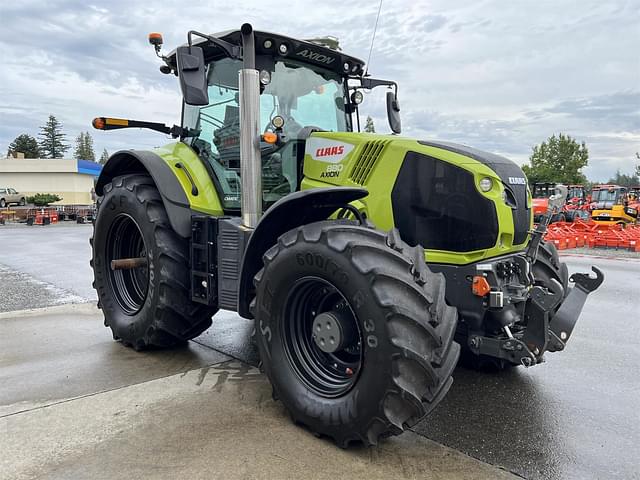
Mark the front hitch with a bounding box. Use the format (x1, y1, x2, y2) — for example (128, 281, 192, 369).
(525, 266, 604, 361)
(467, 266, 604, 366)
(546, 266, 604, 352)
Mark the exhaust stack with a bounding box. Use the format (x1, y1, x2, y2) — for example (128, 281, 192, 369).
(239, 23, 262, 228)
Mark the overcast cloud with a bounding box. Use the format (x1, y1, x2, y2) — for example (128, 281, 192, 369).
(0, 0, 638, 180)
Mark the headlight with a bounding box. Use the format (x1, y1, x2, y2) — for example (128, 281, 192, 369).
(479, 177, 493, 192)
(351, 90, 363, 105)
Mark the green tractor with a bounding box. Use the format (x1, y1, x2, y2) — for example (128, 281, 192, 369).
(91, 24, 603, 446)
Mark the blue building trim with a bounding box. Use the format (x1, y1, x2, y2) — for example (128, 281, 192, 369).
(77, 160, 102, 177)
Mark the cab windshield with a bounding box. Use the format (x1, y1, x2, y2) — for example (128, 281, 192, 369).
(532, 184, 555, 199)
(593, 189, 622, 202)
(183, 57, 349, 210)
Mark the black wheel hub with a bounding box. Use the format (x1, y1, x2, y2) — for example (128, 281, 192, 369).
(106, 214, 149, 315)
(283, 277, 362, 398)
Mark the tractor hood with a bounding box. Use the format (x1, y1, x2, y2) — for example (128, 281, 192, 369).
(301, 132, 533, 265)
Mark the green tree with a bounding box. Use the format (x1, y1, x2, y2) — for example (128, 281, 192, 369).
(38, 115, 70, 158)
(83, 131, 95, 161)
(607, 169, 639, 187)
(7, 134, 40, 158)
(99, 148, 109, 165)
(635, 153, 640, 179)
(74, 131, 96, 161)
(522, 133, 589, 185)
(74, 132, 86, 160)
(364, 115, 376, 133)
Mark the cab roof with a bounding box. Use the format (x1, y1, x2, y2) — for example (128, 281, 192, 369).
(165, 29, 366, 77)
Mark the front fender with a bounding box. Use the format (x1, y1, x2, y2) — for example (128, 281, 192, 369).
(237, 187, 368, 318)
(96, 150, 192, 237)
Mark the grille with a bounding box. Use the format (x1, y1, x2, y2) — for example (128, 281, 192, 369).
(391, 152, 498, 252)
(349, 140, 389, 185)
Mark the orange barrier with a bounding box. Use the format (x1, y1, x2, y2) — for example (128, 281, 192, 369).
(543, 220, 640, 252)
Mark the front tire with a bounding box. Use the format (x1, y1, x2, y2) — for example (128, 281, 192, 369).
(91, 174, 217, 349)
(254, 221, 459, 446)
(19, 197, 26, 206)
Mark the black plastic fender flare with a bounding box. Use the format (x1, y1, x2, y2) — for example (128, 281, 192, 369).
(237, 187, 368, 318)
(96, 150, 192, 237)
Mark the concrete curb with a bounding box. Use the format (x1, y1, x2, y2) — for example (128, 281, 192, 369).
(0, 301, 98, 320)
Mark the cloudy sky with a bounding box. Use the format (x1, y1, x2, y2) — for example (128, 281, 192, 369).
(0, 0, 638, 180)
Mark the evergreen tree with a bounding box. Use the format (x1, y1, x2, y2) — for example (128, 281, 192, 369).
(83, 131, 96, 161)
(74, 131, 96, 161)
(38, 115, 70, 158)
(364, 116, 376, 133)
(7, 134, 41, 158)
(99, 148, 109, 165)
(74, 132, 86, 160)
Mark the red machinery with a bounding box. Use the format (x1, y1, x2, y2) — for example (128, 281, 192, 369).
(532, 183, 588, 223)
(26, 208, 59, 226)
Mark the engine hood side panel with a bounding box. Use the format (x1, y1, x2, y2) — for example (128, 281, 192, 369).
(301, 133, 531, 265)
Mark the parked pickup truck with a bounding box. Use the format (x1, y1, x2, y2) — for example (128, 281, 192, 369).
(0, 187, 26, 207)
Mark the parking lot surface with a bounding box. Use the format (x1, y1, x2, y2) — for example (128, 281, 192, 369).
(1, 223, 639, 479)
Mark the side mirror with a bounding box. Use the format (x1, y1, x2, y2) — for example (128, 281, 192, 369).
(176, 46, 209, 106)
(386, 91, 401, 134)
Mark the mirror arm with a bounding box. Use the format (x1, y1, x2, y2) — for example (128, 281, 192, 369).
(187, 30, 242, 59)
(360, 77, 398, 97)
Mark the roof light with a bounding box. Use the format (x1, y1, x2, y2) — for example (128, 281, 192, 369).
(278, 43, 288, 55)
(263, 39, 273, 49)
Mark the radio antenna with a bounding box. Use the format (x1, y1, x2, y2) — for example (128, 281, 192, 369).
(364, 0, 383, 76)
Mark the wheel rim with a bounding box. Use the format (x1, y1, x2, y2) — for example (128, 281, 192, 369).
(282, 277, 363, 398)
(106, 214, 149, 315)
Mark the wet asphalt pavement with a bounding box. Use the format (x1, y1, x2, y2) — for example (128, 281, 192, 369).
(0, 223, 638, 479)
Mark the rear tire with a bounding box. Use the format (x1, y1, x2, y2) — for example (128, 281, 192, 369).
(91, 174, 217, 350)
(254, 221, 459, 447)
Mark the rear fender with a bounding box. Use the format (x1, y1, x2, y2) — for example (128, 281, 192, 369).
(96, 150, 192, 237)
(237, 187, 368, 318)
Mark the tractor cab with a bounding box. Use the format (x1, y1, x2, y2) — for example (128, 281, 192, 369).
(531, 182, 561, 222)
(164, 29, 397, 213)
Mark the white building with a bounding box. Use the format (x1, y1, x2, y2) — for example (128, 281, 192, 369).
(0, 158, 101, 205)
